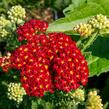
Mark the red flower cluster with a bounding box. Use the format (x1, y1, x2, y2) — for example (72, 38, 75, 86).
(10, 20, 89, 97)
(49, 33, 88, 92)
(21, 63, 53, 97)
(17, 19, 48, 42)
(0, 52, 12, 73)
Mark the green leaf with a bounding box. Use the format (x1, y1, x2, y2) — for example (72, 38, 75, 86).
(64, 2, 106, 21)
(63, 0, 87, 15)
(64, 0, 109, 18)
(48, 0, 109, 33)
(47, 17, 90, 32)
(85, 35, 109, 77)
(87, 0, 109, 15)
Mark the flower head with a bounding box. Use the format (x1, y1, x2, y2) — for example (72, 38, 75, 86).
(74, 23, 93, 37)
(89, 14, 109, 30)
(0, 29, 9, 38)
(0, 16, 11, 40)
(8, 5, 26, 24)
(17, 19, 48, 42)
(73, 14, 109, 37)
(21, 63, 54, 97)
(51, 33, 89, 92)
(7, 82, 26, 104)
(10, 20, 89, 97)
(70, 88, 85, 102)
(0, 16, 11, 28)
(86, 90, 103, 109)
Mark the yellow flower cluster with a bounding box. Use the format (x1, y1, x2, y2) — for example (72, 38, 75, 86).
(0, 29, 9, 38)
(0, 16, 11, 27)
(7, 83, 26, 104)
(86, 90, 103, 109)
(0, 5, 26, 41)
(74, 23, 93, 37)
(73, 14, 109, 37)
(71, 88, 85, 102)
(0, 17, 11, 38)
(8, 5, 26, 24)
(89, 14, 109, 29)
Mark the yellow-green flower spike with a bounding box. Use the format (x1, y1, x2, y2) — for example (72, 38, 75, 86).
(74, 23, 93, 37)
(86, 90, 103, 109)
(7, 83, 26, 104)
(89, 14, 109, 30)
(71, 88, 85, 102)
(0, 29, 9, 38)
(8, 5, 26, 24)
(0, 16, 11, 41)
(0, 16, 11, 28)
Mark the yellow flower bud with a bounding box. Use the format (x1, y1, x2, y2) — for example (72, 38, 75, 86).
(74, 23, 93, 37)
(8, 5, 26, 24)
(0, 16, 11, 41)
(89, 14, 109, 30)
(0, 16, 11, 28)
(7, 83, 26, 104)
(71, 88, 85, 102)
(86, 90, 103, 109)
(0, 29, 9, 38)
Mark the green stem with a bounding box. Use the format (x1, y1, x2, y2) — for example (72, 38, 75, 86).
(82, 32, 98, 52)
(76, 37, 83, 47)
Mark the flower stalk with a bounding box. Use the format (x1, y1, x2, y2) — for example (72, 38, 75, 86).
(82, 32, 98, 52)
